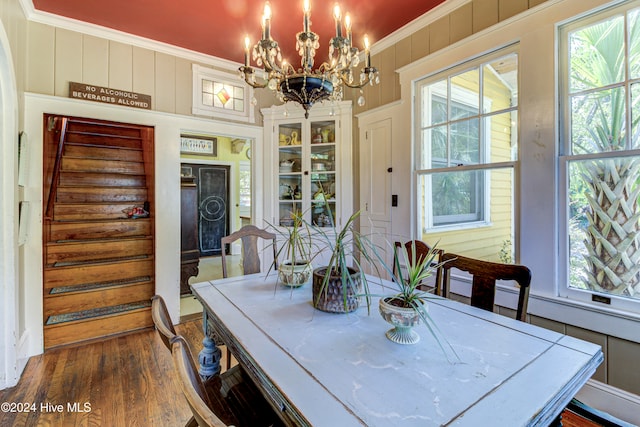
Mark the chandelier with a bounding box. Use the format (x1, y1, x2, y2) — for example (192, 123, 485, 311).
(240, 0, 380, 118)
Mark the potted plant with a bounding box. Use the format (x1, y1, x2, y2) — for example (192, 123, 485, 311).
(310, 190, 372, 313)
(268, 210, 316, 287)
(369, 241, 459, 360)
(372, 242, 442, 344)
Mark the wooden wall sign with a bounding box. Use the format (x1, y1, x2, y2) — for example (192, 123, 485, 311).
(69, 82, 152, 110)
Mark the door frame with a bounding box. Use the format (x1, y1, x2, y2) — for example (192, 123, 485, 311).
(0, 20, 20, 389)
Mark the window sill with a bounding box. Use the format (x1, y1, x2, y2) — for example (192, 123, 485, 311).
(527, 290, 640, 343)
(448, 275, 640, 343)
(424, 220, 492, 234)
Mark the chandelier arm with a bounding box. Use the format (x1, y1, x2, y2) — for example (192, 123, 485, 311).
(339, 67, 378, 89)
(264, 56, 283, 74)
(340, 75, 370, 89)
(240, 66, 270, 89)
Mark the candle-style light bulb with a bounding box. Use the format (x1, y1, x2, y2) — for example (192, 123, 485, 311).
(263, 2, 272, 40)
(344, 13, 352, 42)
(244, 35, 251, 66)
(364, 34, 371, 68)
(303, 0, 310, 32)
(333, 4, 342, 38)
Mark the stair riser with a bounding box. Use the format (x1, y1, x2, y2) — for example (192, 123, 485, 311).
(64, 144, 143, 162)
(66, 120, 144, 139)
(56, 187, 147, 203)
(64, 133, 143, 149)
(53, 203, 143, 220)
(44, 259, 153, 289)
(61, 158, 144, 174)
(59, 172, 146, 188)
(44, 282, 154, 317)
(46, 239, 153, 265)
(44, 308, 153, 349)
(50, 219, 152, 241)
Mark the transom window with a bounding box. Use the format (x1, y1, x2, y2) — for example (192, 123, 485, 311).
(192, 64, 255, 123)
(414, 47, 519, 262)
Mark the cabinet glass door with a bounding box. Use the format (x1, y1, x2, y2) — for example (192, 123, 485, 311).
(310, 120, 336, 227)
(278, 122, 302, 226)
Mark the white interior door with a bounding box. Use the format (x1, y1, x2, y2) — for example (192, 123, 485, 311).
(359, 119, 393, 278)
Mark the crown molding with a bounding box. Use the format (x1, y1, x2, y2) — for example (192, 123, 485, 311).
(370, 0, 469, 55)
(18, 0, 241, 72)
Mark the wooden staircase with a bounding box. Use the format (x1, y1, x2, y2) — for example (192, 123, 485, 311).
(43, 116, 155, 349)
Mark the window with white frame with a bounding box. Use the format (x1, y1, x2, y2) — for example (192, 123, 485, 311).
(414, 48, 518, 262)
(192, 64, 255, 123)
(559, 2, 640, 305)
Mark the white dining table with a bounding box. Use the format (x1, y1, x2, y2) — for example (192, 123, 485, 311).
(190, 273, 603, 427)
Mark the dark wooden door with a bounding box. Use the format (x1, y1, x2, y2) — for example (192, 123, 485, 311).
(182, 164, 230, 256)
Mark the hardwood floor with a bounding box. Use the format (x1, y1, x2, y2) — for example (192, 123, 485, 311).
(0, 320, 217, 427)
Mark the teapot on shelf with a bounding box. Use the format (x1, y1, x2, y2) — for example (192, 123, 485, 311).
(279, 159, 295, 172)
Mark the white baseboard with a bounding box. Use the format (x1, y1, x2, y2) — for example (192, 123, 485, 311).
(576, 379, 640, 425)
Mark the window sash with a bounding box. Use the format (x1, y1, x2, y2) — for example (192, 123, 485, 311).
(559, 0, 640, 310)
(415, 47, 518, 231)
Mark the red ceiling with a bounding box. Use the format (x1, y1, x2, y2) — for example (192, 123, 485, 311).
(32, 0, 446, 64)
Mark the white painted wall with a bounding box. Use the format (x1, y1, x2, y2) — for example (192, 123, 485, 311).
(20, 93, 264, 359)
(0, 18, 19, 389)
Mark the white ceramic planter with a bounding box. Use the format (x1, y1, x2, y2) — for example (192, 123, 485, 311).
(278, 261, 313, 287)
(378, 297, 425, 345)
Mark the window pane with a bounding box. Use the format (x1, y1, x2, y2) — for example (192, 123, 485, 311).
(483, 54, 518, 113)
(568, 157, 640, 299)
(629, 8, 640, 79)
(422, 81, 447, 126)
(633, 82, 640, 149)
(450, 118, 479, 164)
(571, 87, 626, 154)
(429, 125, 447, 168)
(432, 169, 484, 226)
(450, 69, 479, 119)
(569, 15, 624, 93)
(487, 111, 518, 162)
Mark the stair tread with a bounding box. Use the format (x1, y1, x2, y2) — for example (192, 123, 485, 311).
(66, 131, 143, 142)
(65, 140, 143, 148)
(51, 218, 151, 224)
(51, 254, 151, 267)
(48, 277, 153, 295)
(49, 235, 152, 244)
(45, 300, 151, 326)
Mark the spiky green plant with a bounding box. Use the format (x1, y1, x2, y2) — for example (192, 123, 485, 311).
(366, 240, 460, 362)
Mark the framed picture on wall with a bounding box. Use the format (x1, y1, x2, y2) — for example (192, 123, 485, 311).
(180, 135, 217, 156)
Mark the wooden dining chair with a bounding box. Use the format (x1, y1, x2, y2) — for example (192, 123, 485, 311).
(440, 252, 532, 322)
(393, 240, 444, 295)
(220, 225, 277, 278)
(171, 335, 230, 427)
(151, 294, 177, 351)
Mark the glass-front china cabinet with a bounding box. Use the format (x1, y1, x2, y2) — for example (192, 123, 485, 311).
(262, 101, 353, 264)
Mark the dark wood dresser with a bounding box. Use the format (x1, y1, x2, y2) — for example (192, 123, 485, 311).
(180, 175, 200, 295)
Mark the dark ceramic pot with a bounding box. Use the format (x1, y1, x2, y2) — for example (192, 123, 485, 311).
(312, 266, 361, 313)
